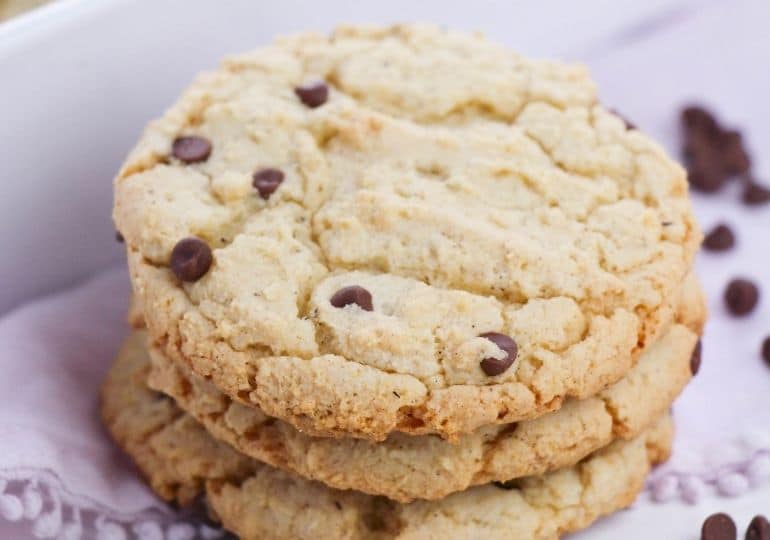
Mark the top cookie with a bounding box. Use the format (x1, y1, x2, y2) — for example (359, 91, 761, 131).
(115, 24, 701, 441)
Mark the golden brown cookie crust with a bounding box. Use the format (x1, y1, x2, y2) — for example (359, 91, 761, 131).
(101, 332, 675, 540)
(115, 25, 702, 440)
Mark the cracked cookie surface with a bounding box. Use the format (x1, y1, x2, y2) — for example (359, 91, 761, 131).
(101, 334, 674, 540)
(114, 24, 702, 440)
(135, 273, 702, 502)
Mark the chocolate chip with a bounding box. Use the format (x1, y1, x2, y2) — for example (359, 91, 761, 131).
(719, 131, 751, 175)
(724, 278, 760, 316)
(152, 392, 171, 403)
(252, 168, 285, 199)
(742, 180, 770, 206)
(330, 286, 373, 311)
(690, 340, 702, 375)
(701, 513, 737, 540)
(703, 224, 735, 251)
(747, 515, 770, 540)
(172, 136, 212, 163)
(479, 332, 518, 376)
(334, 501, 342, 510)
(679, 105, 755, 194)
(171, 237, 213, 282)
(295, 82, 329, 108)
(762, 337, 770, 368)
(115, 231, 124, 243)
(688, 157, 729, 193)
(682, 106, 718, 135)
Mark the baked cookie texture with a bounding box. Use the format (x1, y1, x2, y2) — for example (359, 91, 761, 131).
(135, 272, 702, 502)
(114, 24, 702, 441)
(101, 335, 674, 540)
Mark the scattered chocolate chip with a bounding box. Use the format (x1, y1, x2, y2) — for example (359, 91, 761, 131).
(688, 157, 729, 193)
(661, 221, 673, 227)
(334, 501, 342, 510)
(171, 237, 213, 282)
(690, 340, 702, 375)
(172, 136, 212, 163)
(703, 224, 735, 251)
(742, 180, 770, 206)
(479, 332, 519, 376)
(295, 82, 329, 108)
(115, 231, 124, 243)
(747, 515, 770, 540)
(393, 391, 400, 398)
(493, 479, 517, 490)
(680, 105, 754, 194)
(252, 168, 285, 199)
(719, 131, 751, 175)
(762, 337, 770, 368)
(330, 286, 373, 311)
(682, 106, 718, 135)
(724, 278, 760, 316)
(701, 512, 737, 540)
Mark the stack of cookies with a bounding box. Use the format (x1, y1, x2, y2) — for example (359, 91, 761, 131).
(104, 25, 706, 539)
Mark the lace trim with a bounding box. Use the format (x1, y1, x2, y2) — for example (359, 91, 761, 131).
(647, 442, 770, 504)
(0, 469, 226, 540)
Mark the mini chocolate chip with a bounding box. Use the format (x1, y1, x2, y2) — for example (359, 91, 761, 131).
(172, 136, 212, 163)
(295, 82, 329, 108)
(690, 340, 702, 375)
(330, 286, 373, 311)
(703, 224, 735, 251)
(762, 337, 770, 368)
(334, 501, 342, 510)
(701, 513, 737, 540)
(742, 180, 770, 206)
(682, 106, 719, 135)
(479, 332, 518, 376)
(719, 130, 751, 175)
(171, 237, 213, 282)
(747, 515, 770, 540)
(493, 479, 517, 490)
(115, 231, 124, 243)
(724, 278, 760, 316)
(688, 159, 729, 193)
(252, 168, 285, 199)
